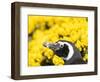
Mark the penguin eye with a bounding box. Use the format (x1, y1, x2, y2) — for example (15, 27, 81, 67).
(60, 45, 64, 48)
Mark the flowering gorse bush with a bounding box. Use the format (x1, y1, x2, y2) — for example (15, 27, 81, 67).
(28, 16, 88, 66)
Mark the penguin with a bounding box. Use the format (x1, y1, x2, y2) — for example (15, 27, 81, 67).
(43, 40, 86, 65)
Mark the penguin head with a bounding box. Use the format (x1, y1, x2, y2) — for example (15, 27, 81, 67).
(43, 40, 85, 64)
(43, 40, 74, 59)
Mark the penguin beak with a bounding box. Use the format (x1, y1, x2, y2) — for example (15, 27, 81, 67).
(43, 42, 61, 51)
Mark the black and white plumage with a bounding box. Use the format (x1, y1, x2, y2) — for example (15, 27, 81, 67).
(43, 40, 86, 65)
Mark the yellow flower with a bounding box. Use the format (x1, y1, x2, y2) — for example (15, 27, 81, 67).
(28, 59, 40, 66)
(52, 55, 64, 65)
(28, 16, 37, 34)
(61, 37, 72, 42)
(43, 48, 54, 59)
(75, 40, 82, 51)
(28, 16, 88, 66)
(83, 54, 88, 62)
(28, 52, 41, 66)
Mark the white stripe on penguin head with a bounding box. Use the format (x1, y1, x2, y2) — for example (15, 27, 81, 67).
(58, 41, 74, 60)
